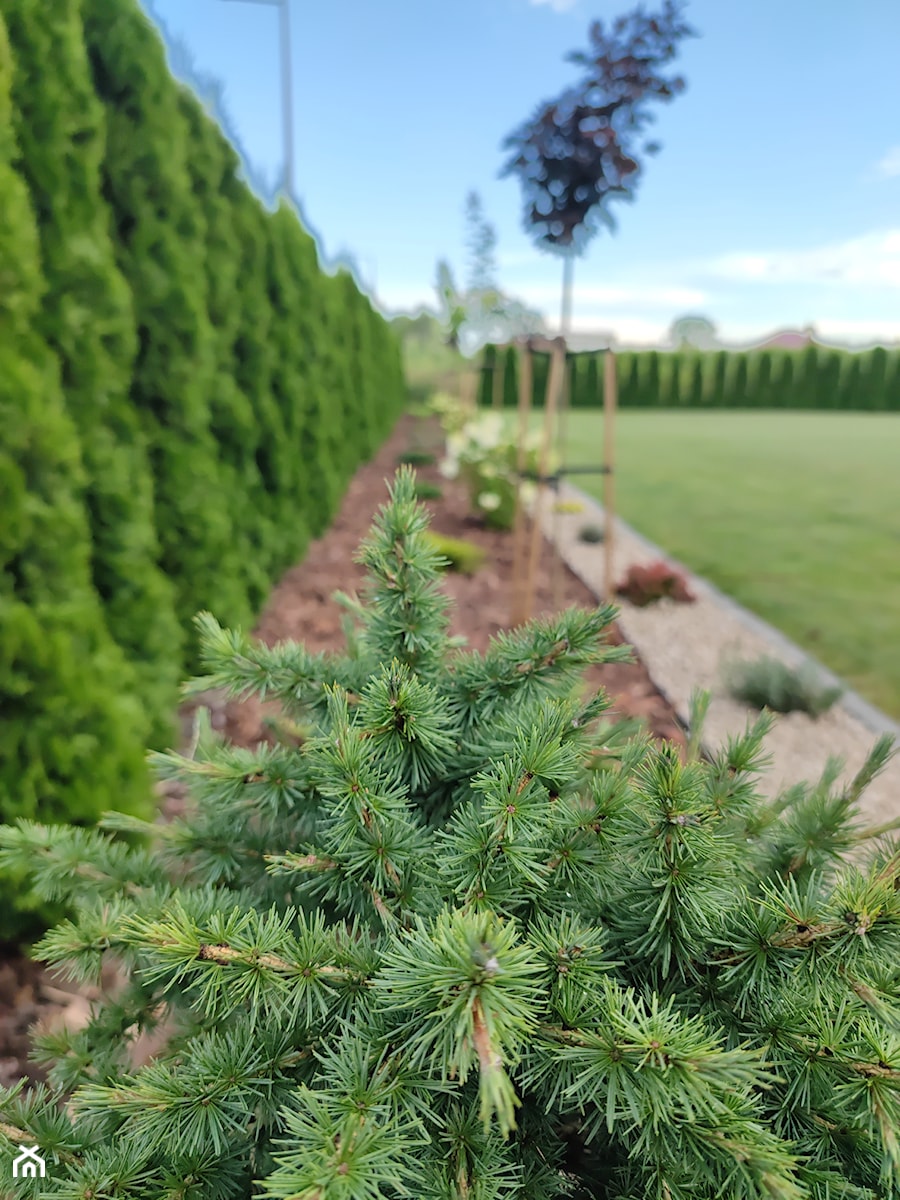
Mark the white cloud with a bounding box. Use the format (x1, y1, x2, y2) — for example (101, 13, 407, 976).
(569, 315, 667, 344)
(378, 285, 436, 313)
(702, 229, 900, 289)
(377, 280, 708, 319)
(496, 250, 541, 270)
(812, 318, 900, 345)
(516, 282, 708, 309)
(875, 146, 900, 179)
(529, 0, 580, 11)
(377, 229, 900, 347)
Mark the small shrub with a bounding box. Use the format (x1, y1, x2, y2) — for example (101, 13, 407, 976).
(725, 655, 843, 717)
(397, 450, 436, 467)
(413, 480, 443, 501)
(424, 531, 486, 574)
(578, 522, 605, 543)
(616, 559, 695, 606)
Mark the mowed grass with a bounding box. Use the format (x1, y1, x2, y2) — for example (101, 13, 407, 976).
(544, 410, 900, 719)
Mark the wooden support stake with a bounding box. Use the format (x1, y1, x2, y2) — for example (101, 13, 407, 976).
(551, 353, 572, 613)
(522, 338, 565, 623)
(603, 349, 618, 602)
(510, 339, 533, 626)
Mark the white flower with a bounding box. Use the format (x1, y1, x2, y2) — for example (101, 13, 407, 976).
(470, 413, 504, 449)
(520, 481, 538, 507)
(479, 461, 498, 479)
(478, 491, 502, 512)
(439, 456, 459, 480)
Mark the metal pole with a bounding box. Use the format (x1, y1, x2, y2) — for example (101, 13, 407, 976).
(219, 0, 294, 194)
(278, 0, 295, 195)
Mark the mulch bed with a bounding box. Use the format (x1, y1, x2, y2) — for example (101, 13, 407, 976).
(0, 412, 684, 1091)
(224, 414, 686, 748)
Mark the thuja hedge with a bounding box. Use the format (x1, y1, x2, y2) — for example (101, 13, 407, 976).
(479, 343, 900, 410)
(1, 0, 404, 937)
(0, 11, 151, 936)
(4, 0, 183, 747)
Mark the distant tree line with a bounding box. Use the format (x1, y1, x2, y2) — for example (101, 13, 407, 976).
(479, 343, 900, 410)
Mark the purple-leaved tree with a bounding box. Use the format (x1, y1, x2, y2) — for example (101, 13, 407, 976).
(501, 0, 697, 337)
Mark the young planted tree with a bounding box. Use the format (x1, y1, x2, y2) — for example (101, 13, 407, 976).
(501, 0, 696, 336)
(2, 470, 900, 1199)
(436, 192, 544, 357)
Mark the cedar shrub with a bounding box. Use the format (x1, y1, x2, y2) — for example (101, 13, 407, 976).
(1, 471, 899, 1199)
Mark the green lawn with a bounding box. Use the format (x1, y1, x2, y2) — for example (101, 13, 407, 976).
(544, 410, 900, 720)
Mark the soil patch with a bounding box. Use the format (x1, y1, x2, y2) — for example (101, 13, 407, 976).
(0, 413, 684, 1090)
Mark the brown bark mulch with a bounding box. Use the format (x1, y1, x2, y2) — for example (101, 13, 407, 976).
(224, 414, 686, 749)
(0, 412, 684, 1092)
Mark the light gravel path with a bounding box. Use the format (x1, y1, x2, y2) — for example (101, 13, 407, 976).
(538, 482, 900, 830)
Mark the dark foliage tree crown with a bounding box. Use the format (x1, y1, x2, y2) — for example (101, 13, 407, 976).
(501, 0, 696, 255)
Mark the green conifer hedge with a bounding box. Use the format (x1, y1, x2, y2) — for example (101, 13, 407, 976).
(481, 343, 900, 410)
(5, 0, 183, 748)
(1, 0, 405, 939)
(0, 14, 151, 936)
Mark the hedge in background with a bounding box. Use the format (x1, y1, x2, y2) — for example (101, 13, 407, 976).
(75, 0, 402, 624)
(267, 203, 341, 541)
(479, 343, 900, 410)
(0, 13, 151, 940)
(5, 0, 182, 749)
(81, 0, 249, 645)
(2, 0, 404, 939)
(335, 268, 407, 463)
(176, 88, 274, 616)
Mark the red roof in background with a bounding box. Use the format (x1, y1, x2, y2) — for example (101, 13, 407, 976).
(755, 330, 816, 350)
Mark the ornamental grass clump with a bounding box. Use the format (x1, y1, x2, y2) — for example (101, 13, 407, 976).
(423, 531, 487, 575)
(726, 654, 844, 718)
(2, 468, 900, 1200)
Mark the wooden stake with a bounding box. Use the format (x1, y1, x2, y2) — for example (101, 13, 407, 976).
(510, 339, 533, 626)
(603, 349, 618, 602)
(551, 353, 572, 613)
(522, 338, 565, 623)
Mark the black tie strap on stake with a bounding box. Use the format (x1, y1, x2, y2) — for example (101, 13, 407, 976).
(517, 465, 613, 488)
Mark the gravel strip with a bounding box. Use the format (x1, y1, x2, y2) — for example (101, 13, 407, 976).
(538, 482, 900, 830)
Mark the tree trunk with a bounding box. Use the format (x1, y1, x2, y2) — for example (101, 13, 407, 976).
(560, 254, 574, 338)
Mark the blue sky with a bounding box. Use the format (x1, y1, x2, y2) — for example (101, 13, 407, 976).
(143, 0, 900, 347)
